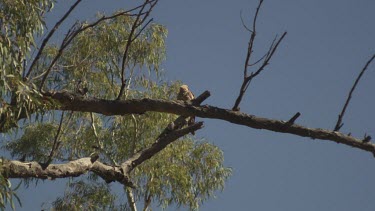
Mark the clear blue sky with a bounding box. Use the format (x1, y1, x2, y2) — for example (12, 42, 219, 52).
(13, 0, 375, 210)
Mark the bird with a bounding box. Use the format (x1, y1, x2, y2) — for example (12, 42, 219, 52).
(177, 84, 195, 134)
(177, 85, 194, 102)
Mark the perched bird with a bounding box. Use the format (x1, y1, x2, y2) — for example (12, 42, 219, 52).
(177, 85, 195, 134)
(177, 85, 195, 102)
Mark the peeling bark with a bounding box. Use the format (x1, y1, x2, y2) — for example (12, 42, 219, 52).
(0, 157, 131, 185)
(1, 120, 203, 186)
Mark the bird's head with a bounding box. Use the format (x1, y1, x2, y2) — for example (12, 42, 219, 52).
(180, 84, 189, 92)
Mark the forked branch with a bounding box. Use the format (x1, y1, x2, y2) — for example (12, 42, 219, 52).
(232, 0, 287, 111)
(1, 121, 203, 187)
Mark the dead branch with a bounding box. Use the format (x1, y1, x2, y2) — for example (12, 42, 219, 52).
(3, 86, 374, 156)
(232, 32, 287, 111)
(334, 54, 375, 131)
(232, 0, 287, 111)
(33, 90, 375, 156)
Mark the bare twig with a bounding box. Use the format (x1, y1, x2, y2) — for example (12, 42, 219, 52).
(287, 112, 301, 125)
(117, 0, 158, 100)
(117, 4, 145, 100)
(38, 3, 154, 92)
(240, 10, 252, 32)
(243, 0, 264, 78)
(232, 32, 287, 111)
(131, 18, 153, 42)
(232, 0, 286, 111)
(334, 54, 375, 131)
(281, 112, 301, 130)
(143, 193, 152, 211)
(363, 134, 372, 143)
(44, 111, 65, 168)
(26, 0, 83, 79)
(247, 51, 268, 67)
(90, 112, 118, 166)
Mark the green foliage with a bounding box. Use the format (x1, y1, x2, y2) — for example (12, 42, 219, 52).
(37, 12, 168, 100)
(0, 0, 54, 93)
(0, 0, 54, 85)
(52, 180, 117, 211)
(4, 123, 57, 162)
(0, 0, 55, 132)
(134, 139, 232, 210)
(0, 172, 21, 211)
(47, 82, 231, 210)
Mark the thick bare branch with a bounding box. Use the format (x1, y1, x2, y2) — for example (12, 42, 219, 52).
(334, 54, 375, 131)
(1, 157, 132, 186)
(2, 121, 202, 187)
(33, 90, 375, 156)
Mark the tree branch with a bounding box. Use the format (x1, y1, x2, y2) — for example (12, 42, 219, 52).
(232, 32, 287, 111)
(32, 90, 375, 156)
(118, 91, 209, 182)
(2, 88, 374, 156)
(37, 3, 155, 92)
(120, 122, 204, 175)
(26, 0, 83, 79)
(334, 53, 375, 131)
(2, 119, 203, 187)
(232, 0, 287, 111)
(117, 0, 159, 100)
(125, 186, 138, 211)
(1, 156, 132, 186)
(44, 111, 65, 167)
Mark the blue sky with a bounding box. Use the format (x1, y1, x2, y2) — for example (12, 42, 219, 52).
(12, 0, 375, 210)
